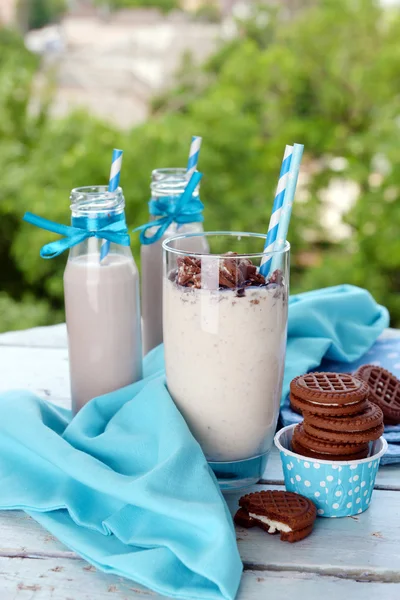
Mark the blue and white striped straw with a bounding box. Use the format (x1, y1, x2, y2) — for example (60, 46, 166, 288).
(100, 148, 123, 262)
(269, 143, 304, 273)
(259, 145, 293, 276)
(186, 135, 202, 179)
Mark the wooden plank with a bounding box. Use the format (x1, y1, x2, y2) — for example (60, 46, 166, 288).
(1, 539, 400, 599)
(1, 483, 400, 583)
(0, 512, 69, 559)
(0, 555, 156, 599)
(0, 556, 399, 600)
(0, 324, 397, 349)
(261, 447, 285, 484)
(380, 328, 400, 340)
(372, 465, 400, 490)
(0, 346, 70, 406)
(0, 324, 67, 349)
(0, 557, 400, 600)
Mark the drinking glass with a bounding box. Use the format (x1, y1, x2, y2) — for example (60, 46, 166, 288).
(163, 231, 289, 490)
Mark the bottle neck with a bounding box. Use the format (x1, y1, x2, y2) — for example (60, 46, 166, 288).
(70, 185, 125, 218)
(67, 186, 130, 260)
(149, 168, 201, 219)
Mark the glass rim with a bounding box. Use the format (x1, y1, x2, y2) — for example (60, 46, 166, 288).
(162, 231, 291, 258)
(151, 167, 187, 176)
(70, 185, 123, 197)
(70, 186, 124, 213)
(151, 168, 200, 194)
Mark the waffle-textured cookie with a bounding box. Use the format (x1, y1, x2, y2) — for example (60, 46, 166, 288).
(355, 364, 400, 425)
(291, 437, 370, 461)
(235, 490, 316, 543)
(293, 423, 369, 456)
(291, 372, 369, 405)
(290, 392, 368, 417)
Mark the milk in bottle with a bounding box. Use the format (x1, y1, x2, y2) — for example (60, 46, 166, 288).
(64, 186, 143, 413)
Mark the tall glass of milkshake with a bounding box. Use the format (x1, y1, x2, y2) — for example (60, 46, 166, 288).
(163, 232, 289, 490)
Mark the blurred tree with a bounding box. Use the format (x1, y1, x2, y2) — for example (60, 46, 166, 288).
(151, 0, 400, 321)
(17, 0, 67, 31)
(270, 0, 400, 317)
(0, 293, 63, 331)
(1, 0, 400, 333)
(0, 29, 55, 331)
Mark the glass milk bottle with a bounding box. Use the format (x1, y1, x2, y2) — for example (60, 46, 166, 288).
(64, 186, 143, 413)
(141, 168, 208, 355)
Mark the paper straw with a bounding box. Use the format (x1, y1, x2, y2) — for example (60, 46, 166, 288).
(269, 143, 304, 273)
(108, 148, 123, 193)
(100, 148, 123, 262)
(259, 145, 293, 276)
(186, 136, 202, 179)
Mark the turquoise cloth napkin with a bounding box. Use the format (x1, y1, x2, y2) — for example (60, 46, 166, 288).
(0, 374, 242, 600)
(283, 284, 389, 404)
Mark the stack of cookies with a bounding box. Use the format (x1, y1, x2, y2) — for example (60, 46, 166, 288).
(290, 372, 384, 461)
(355, 364, 400, 425)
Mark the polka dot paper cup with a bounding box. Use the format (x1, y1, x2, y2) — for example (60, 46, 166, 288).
(274, 424, 388, 518)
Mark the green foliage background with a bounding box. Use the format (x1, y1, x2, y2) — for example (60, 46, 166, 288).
(0, 0, 399, 332)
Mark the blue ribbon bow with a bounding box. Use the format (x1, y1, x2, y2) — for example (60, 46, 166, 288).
(134, 171, 204, 245)
(23, 211, 130, 259)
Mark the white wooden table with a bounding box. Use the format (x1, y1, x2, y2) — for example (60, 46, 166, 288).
(0, 325, 400, 600)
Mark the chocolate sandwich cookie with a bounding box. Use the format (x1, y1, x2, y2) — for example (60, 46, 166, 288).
(303, 420, 383, 444)
(355, 364, 400, 425)
(234, 490, 316, 543)
(290, 392, 368, 417)
(303, 401, 383, 432)
(292, 423, 369, 457)
(303, 402, 384, 443)
(291, 372, 369, 405)
(291, 437, 370, 461)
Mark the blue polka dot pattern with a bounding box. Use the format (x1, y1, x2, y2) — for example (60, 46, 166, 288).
(275, 426, 387, 517)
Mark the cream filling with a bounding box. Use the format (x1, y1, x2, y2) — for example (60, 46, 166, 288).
(249, 513, 292, 534)
(306, 399, 360, 406)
